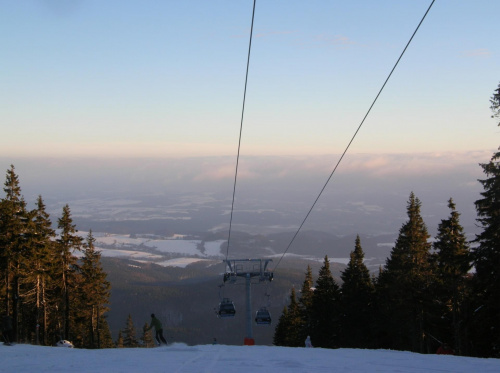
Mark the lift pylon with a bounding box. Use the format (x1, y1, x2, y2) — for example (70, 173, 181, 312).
(222, 259, 273, 345)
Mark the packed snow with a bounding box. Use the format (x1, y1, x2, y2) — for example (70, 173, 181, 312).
(1, 343, 498, 373)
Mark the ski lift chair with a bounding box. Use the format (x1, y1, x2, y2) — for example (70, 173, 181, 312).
(218, 298, 236, 318)
(255, 307, 271, 325)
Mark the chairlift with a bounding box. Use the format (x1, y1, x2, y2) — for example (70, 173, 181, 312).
(218, 298, 236, 318)
(255, 307, 271, 325)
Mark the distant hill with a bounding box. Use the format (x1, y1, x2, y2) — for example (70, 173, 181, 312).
(102, 256, 346, 346)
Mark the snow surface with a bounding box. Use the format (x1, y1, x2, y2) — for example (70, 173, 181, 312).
(1, 344, 498, 373)
(74, 232, 359, 268)
(156, 257, 215, 268)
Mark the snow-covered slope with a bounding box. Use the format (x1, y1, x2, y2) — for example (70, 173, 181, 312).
(1, 343, 498, 373)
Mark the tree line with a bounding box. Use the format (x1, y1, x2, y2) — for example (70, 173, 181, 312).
(0, 166, 112, 348)
(114, 314, 157, 348)
(274, 82, 500, 358)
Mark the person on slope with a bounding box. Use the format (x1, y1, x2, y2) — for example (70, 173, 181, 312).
(146, 313, 167, 346)
(305, 335, 313, 348)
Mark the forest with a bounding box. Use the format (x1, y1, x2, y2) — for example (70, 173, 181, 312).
(0, 170, 112, 348)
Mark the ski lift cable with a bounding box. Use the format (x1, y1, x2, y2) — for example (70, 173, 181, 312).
(272, 0, 436, 272)
(225, 0, 257, 263)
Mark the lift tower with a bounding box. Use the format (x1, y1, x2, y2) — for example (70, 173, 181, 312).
(223, 259, 273, 345)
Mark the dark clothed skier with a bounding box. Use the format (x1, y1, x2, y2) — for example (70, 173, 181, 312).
(2, 315, 13, 345)
(146, 313, 167, 345)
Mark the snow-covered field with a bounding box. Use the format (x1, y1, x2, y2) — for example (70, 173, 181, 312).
(73, 232, 230, 267)
(1, 344, 498, 373)
(75, 232, 355, 268)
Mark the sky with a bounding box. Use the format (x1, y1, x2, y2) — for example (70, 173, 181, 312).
(1, 0, 499, 159)
(1, 344, 499, 373)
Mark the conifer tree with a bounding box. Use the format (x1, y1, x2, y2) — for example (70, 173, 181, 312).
(56, 204, 83, 341)
(298, 265, 314, 341)
(376, 192, 433, 353)
(433, 198, 471, 355)
(0, 165, 28, 341)
(273, 306, 288, 346)
(141, 322, 155, 348)
(272, 288, 303, 347)
(340, 235, 374, 348)
(79, 231, 111, 348)
(472, 86, 500, 356)
(285, 287, 304, 347)
(489, 81, 500, 126)
(310, 255, 341, 349)
(123, 314, 139, 347)
(116, 330, 124, 348)
(98, 317, 115, 348)
(21, 195, 57, 345)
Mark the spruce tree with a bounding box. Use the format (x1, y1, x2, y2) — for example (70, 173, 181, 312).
(98, 317, 115, 348)
(298, 265, 314, 341)
(141, 323, 156, 348)
(79, 231, 111, 348)
(285, 287, 304, 347)
(340, 235, 374, 348)
(0, 165, 28, 342)
(116, 330, 124, 348)
(472, 92, 500, 356)
(489, 81, 500, 126)
(21, 195, 57, 345)
(123, 314, 139, 347)
(433, 198, 471, 355)
(467, 82, 500, 357)
(376, 192, 433, 353)
(310, 255, 341, 349)
(272, 288, 303, 347)
(273, 306, 289, 346)
(56, 204, 83, 341)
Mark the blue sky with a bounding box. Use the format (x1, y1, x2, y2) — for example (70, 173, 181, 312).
(1, 0, 499, 158)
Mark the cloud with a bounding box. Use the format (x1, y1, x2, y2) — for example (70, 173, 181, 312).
(339, 151, 491, 177)
(349, 201, 384, 213)
(186, 151, 490, 184)
(254, 30, 296, 38)
(313, 34, 355, 46)
(232, 30, 296, 39)
(293, 33, 358, 50)
(462, 48, 491, 58)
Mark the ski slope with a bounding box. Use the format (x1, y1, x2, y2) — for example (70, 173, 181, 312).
(1, 343, 498, 372)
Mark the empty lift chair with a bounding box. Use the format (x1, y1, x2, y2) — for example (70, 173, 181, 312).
(255, 307, 271, 325)
(218, 298, 236, 318)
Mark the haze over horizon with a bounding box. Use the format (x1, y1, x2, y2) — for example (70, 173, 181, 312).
(0, 150, 488, 241)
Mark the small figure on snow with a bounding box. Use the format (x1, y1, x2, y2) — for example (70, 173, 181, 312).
(305, 335, 313, 348)
(436, 343, 454, 355)
(2, 315, 13, 345)
(212, 338, 217, 345)
(145, 313, 167, 346)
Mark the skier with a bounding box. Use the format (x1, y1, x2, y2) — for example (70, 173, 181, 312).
(305, 335, 313, 348)
(2, 315, 13, 345)
(146, 313, 167, 346)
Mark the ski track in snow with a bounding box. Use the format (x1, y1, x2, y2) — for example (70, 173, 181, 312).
(1, 343, 500, 373)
